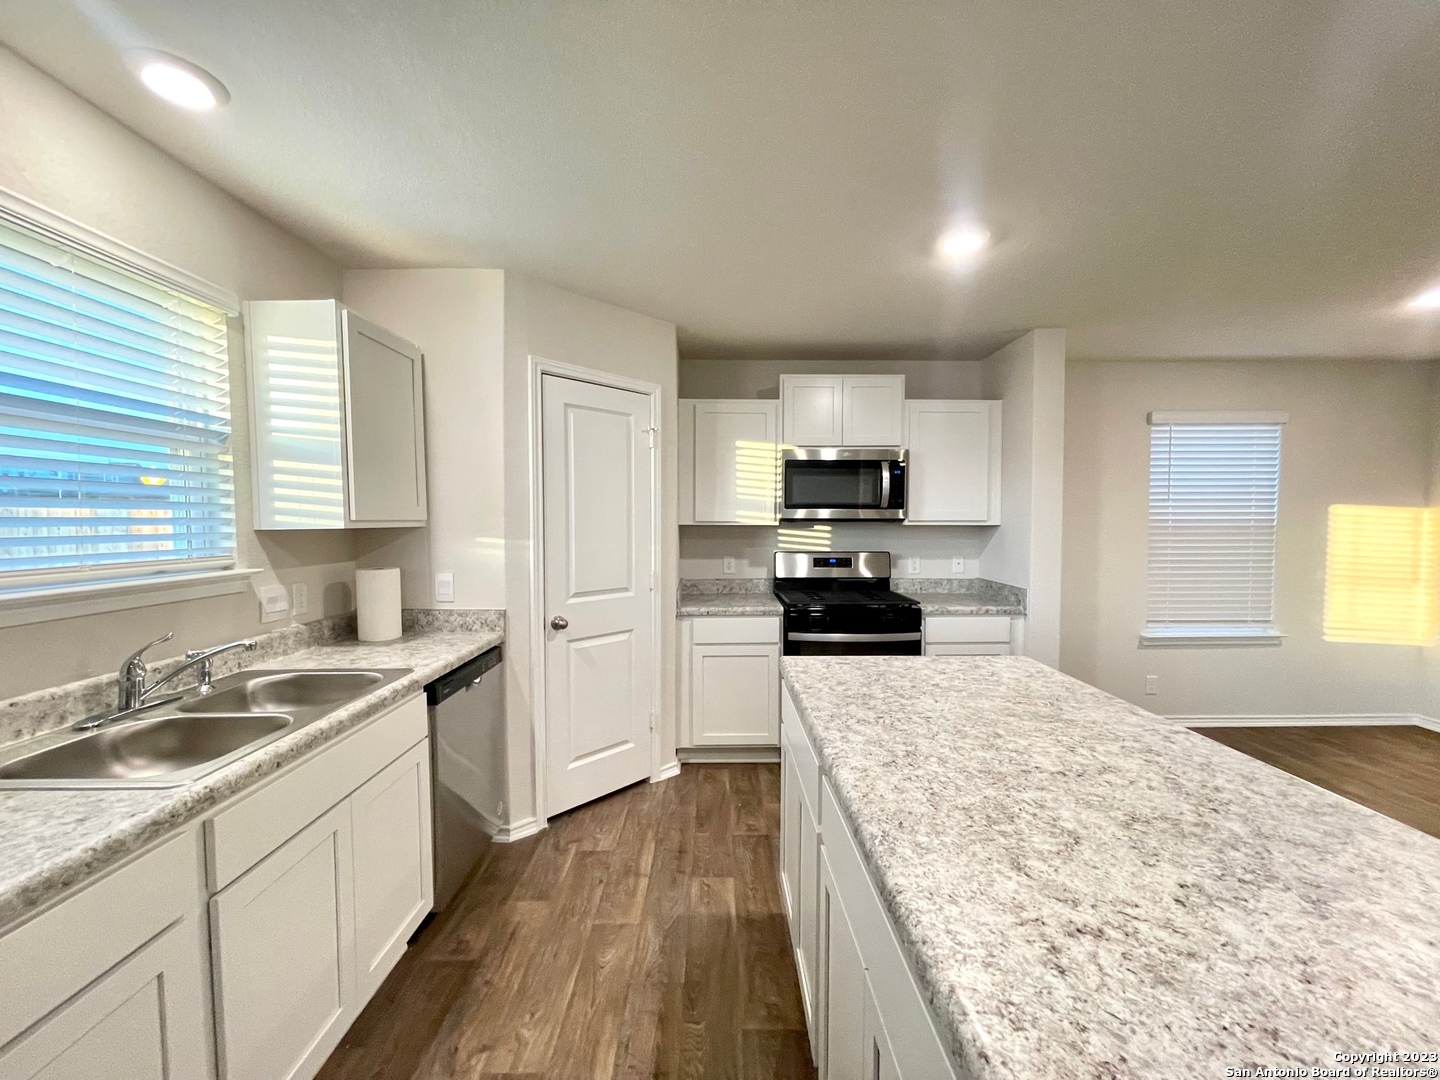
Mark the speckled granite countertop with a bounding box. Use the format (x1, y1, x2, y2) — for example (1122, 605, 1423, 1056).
(781, 655, 1440, 1079)
(677, 579, 783, 617)
(894, 577, 1026, 617)
(0, 623, 502, 930)
(678, 577, 1025, 618)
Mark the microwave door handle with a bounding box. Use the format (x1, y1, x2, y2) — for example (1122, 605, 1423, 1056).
(880, 463, 892, 509)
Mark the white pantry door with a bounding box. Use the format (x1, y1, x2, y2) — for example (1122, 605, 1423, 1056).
(542, 374, 655, 816)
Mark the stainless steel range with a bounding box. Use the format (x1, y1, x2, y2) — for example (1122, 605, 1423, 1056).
(773, 550, 922, 655)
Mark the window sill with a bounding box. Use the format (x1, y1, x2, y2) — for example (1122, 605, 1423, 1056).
(1139, 630, 1285, 648)
(0, 568, 262, 629)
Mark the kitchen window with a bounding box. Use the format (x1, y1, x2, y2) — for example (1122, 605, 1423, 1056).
(0, 205, 241, 611)
(1142, 411, 1287, 645)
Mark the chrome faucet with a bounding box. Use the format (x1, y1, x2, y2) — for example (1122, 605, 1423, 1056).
(75, 633, 258, 731)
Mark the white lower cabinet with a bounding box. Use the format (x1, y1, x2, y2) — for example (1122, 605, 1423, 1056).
(862, 973, 900, 1080)
(781, 681, 959, 1080)
(0, 912, 210, 1080)
(924, 615, 1014, 657)
(351, 741, 434, 1001)
(681, 617, 781, 748)
(819, 846, 865, 1080)
(0, 832, 211, 1080)
(208, 694, 432, 1080)
(0, 693, 434, 1080)
(211, 803, 356, 1080)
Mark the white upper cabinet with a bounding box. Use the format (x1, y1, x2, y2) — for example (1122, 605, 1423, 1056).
(841, 375, 906, 446)
(781, 376, 844, 445)
(781, 375, 905, 446)
(904, 400, 1001, 524)
(679, 399, 779, 525)
(246, 300, 427, 530)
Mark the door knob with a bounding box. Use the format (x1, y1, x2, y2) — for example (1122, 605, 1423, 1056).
(550, 615, 569, 631)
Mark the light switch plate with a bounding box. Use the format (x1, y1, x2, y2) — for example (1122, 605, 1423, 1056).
(435, 572, 455, 603)
(1145, 675, 1159, 695)
(907, 556, 921, 574)
(258, 584, 289, 624)
(291, 582, 309, 616)
(722, 557, 736, 575)
(951, 556, 966, 574)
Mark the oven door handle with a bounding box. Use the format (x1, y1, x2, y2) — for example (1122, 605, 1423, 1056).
(879, 464, 892, 509)
(786, 631, 922, 643)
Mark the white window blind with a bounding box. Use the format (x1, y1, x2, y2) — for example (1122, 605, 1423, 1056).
(0, 216, 236, 591)
(1145, 413, 1284, 640)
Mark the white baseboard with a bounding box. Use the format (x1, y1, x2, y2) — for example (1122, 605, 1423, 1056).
(1171, 713, 1440, 734)
(488, 815, 543, 843)
(651, 760, 682, 782)
(678, 746, 781, 763)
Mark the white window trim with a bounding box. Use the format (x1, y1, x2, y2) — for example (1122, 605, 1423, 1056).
(1139, 629, 1286, 647)
(0, 186, 250, 623)
(0, 566, 261, 629)
(1147, 410, 1289, 426)
(0, 185, 240, 315)
(1143, 410, 1289, 648)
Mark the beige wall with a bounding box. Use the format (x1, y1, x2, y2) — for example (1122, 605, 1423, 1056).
(680, 357, 984, 400)
(504, 274, 679, 827)
(343, 270, 507, 609)
(979, 330, 1066, 666)
(0, 47, 352, 700)
(1062, 358, 1436, 718)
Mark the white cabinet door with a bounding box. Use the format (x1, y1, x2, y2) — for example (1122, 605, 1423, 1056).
(782, 376, 844, 446)
(820, 845, 866, 1080)
(797, 781, 821, 1042)
(841, 376, 905, 447)
(905, 400, 1000, 524)
(246, 300, 427, 529)
(211, 801, 356, 1080)
(780, 738, 800, 926)
(0, 919, 210, 1080)
(351, 743, 434, 1002)
(862, 972, 900, 1080)
(688, 400, 779, 524)
(690, 643, 780, 746)
(342, 308, 427, 525)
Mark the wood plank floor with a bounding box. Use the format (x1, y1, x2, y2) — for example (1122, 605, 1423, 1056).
(1195, 724, 1440, 839)
(316, 763, 816, 1080)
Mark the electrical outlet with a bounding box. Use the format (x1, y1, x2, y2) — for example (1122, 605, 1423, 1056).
(435, 572, 455, 603)
(258, 584, 289, 624)
(951, 556, 966, 574)
(907, 556, 921, 574)
(291, 582, 309, 617)
(722, 557, 736, 575)
(1145, 675, 1159, 696)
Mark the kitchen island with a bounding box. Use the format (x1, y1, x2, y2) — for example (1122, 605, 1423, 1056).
(780, 655, 1440, 1079)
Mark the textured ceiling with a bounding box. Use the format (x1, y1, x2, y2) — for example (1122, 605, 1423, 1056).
(2, 0, 1439, 360)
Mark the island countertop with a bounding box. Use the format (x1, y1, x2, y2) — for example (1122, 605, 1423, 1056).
(780, 655, 1440, 1079)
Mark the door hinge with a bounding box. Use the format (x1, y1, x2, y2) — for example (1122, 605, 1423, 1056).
(643, 426, 657, 449)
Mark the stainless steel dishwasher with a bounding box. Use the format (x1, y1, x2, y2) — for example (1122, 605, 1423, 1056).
(425, 645, 504, 910)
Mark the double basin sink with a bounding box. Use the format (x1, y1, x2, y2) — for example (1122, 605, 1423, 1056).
(0, 668, 411, 789)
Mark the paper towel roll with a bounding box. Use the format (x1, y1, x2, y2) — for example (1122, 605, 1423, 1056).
(356, 567, 402, 642)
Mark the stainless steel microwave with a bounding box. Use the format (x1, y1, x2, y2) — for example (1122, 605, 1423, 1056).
(779, 447, 907, 521)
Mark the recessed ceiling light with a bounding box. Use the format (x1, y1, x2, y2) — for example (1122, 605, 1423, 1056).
(1405, 285, 1440, 312)
(128, 51, 229, 111)
(935, 223, 991, 266)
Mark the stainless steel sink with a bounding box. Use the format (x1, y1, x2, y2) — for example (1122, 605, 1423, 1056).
(178, 670, 385, 714)
(0, 713, 292, 786)
(0, 666, 411, 789)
